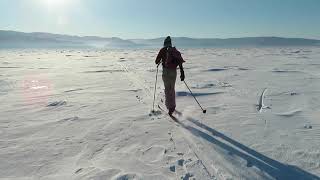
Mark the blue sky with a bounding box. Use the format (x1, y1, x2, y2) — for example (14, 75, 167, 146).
(0, 0, 319, 39)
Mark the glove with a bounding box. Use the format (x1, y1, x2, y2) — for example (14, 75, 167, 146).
(180, 70, 185, 81)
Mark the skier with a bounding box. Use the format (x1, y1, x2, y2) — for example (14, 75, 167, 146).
(155, 36, 185, 116)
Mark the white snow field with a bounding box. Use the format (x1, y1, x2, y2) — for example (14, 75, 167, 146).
(1, 47, 320, 180)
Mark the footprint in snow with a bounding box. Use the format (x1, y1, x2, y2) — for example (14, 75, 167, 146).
(115, 173, 139, 180)
(178, 159, 184, 166)
(136, 95, 142, 102)
(181, 172, 194, 180)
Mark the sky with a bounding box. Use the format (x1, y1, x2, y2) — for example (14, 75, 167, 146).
(0, 0, 319, 39)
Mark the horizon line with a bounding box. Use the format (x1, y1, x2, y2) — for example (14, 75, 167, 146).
(1, 29, 320, 41)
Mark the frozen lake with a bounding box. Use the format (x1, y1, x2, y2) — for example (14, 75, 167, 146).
(1, 47, 320, 179)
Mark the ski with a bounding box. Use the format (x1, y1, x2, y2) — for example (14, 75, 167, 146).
(157, 104, 181, 126)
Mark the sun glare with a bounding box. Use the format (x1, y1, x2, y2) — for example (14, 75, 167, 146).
(43, 0, 73, 10)
(46, 0, 64, 6)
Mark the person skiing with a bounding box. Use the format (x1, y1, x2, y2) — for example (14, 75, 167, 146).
(155, 36, 185, 116)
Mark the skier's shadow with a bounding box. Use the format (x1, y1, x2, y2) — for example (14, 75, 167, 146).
(176, 117, 319, 180)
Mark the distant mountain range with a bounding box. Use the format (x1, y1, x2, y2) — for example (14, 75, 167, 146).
(1, 30, 319, 48)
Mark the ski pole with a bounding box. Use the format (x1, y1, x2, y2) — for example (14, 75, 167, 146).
(183, 81, 207, 114)
(152, 63, 160, 112)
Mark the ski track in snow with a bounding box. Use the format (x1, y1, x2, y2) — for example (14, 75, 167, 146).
(118, 59, 214, 179)
(1, 48, 320, 179)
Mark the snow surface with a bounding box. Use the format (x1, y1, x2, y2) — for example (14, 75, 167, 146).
(1, 48, 320, 180)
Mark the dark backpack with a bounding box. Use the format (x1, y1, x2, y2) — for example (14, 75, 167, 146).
(165, 47, 179, 65)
